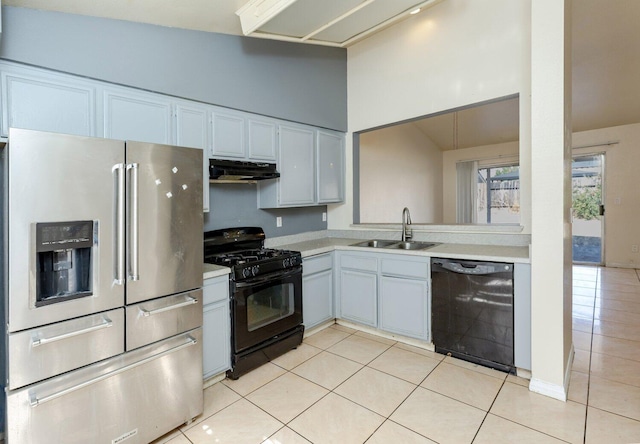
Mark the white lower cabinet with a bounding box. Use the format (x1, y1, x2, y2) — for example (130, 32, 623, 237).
(379, 276, 429, 340)
(202, 275, 231, 379)
(339, 269, 378, 327)
(337, 251, 430, 341)
(302, 253, 334, 329)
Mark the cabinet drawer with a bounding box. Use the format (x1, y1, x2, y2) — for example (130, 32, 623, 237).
(203, 277, 230, 305)
(126, 289, 202, 350)
(381, 257, 429, 280)
(304, 253, 333, 275)
(8, 308, 125, 390)
(340, 253, 378, 273)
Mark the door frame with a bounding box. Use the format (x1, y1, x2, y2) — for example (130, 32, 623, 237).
(571, 152, 605, 265)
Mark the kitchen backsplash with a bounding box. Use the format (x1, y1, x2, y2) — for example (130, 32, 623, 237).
(204, 184, 327, 237)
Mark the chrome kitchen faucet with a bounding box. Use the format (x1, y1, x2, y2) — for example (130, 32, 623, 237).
(402, 207, 412, 241)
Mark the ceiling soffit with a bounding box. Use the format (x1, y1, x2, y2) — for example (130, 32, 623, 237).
(236, 0, 444, 47)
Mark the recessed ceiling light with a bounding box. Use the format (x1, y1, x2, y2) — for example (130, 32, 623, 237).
(410, 8, 421, 15)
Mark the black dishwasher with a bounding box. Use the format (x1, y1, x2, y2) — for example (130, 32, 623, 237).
(431, 258, 515, 373)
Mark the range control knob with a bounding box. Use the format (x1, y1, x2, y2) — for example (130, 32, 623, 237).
(251, 265, 260, 277)
(242, 268, 251, 279)
(283, 258, 290, 268)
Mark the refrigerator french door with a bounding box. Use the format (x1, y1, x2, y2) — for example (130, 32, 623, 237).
(2, 128, 204, 443)
(6, 129, 203, 331)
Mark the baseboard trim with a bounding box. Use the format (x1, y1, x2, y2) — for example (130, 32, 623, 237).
(528, 344, 574, 402)
(606, 262, 639, 269)
(203, 371, 227, 389)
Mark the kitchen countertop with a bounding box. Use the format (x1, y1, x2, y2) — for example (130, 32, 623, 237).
(275, 237, 530, 263)
(202, 237, 530, 279)
(203, 263, 231, 280)
(279, 238, 364, 258)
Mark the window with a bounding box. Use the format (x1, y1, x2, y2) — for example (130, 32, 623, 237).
(476, 164, 520, 224)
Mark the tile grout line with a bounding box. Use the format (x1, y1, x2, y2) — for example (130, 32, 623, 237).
(469, 375, 507, 443)
(581, 266, 599, 444)
(235, 326, 391, 443)
(358, 350, 450, 443)
(252, 342, 439, 443)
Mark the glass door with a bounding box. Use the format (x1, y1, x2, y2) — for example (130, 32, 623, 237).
(572, 154, 605, 264)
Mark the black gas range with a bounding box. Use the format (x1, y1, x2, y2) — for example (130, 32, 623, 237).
(204, 227, 304, 379)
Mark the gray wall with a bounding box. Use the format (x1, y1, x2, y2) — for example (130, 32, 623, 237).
(0, 6, 347, 132)
(204, 184, 326, 237)
(0, 6, 344, 238)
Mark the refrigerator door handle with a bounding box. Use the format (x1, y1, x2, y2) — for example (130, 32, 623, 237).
(139, 296, 199, 317)
(113, 163, 126, 285)
(127, 163, 140, 282)
(31, 317, 113, 348)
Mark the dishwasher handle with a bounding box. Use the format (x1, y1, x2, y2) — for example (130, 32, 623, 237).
(432, 258, 512, 275)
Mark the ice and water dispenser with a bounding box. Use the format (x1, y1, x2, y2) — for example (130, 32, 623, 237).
(36, 221, 94, 306)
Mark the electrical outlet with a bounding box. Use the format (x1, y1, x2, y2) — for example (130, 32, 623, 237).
(632, 244, 639, 253)
(322, 212, 327, 222)
(276, 216, 282, 228)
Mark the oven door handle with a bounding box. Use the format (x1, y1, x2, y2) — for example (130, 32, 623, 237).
(234, 267, 301, 289)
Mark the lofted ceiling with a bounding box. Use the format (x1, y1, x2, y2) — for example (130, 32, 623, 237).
(235, 0, 442, 47)
(2, 0, 640, 139)
(410, 98, 520, 151)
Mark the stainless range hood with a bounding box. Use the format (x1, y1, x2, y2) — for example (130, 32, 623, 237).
(209, 158, 280, 183)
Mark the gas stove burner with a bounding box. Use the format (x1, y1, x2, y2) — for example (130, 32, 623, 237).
(203, 228, 301, 280)
(206, 248, 294, 267)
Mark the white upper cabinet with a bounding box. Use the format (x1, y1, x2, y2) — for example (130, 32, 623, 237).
(0, 61, 344, 210)
(258, 123, 345, 208)
(176, 102, 211, 212)
(211, 110, 245, 158)
(247, 118, 277, 161)
(103, 88, 172, 144)
(279, 125, 316, 205)
(1, 65, 96, 138)
(210, 109, 278, 162)
(316, 130, 344, 203)
(258, 124, 315, 208)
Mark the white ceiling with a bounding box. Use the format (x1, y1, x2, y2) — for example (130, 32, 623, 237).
(3, 0, 640, 140)
(236, 0, 440, 47)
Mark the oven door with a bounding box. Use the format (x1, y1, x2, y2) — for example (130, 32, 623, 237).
(232, 266, 302, 352)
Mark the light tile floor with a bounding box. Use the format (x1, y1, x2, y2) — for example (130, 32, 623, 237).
(153, 265, 640, 444)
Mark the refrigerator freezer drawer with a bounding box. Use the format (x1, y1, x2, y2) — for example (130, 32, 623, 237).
(7, 308, 125, 390)
(125, 289, 203, 350)
(6, 329, 203, 444)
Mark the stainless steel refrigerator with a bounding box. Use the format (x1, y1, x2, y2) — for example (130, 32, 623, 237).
(1, 128, 204, 443)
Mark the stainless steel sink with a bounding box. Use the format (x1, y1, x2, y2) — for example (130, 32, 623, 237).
(351, 239, 398, 248)
(387, 241, 438, 250)
(351, 240, 439, 250)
